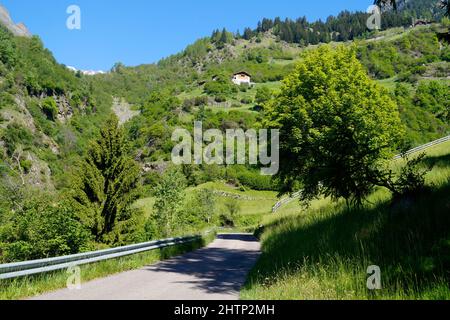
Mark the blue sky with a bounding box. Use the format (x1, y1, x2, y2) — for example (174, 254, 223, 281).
(2, 1, 372, 71)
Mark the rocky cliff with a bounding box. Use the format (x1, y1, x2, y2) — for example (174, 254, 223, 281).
(0, 4, 31, 37)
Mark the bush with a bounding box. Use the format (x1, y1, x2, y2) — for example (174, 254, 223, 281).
(1, 123, 34, 156)
(20, 159, 32, 174)
(0, 196, 90, 262)
(0, 92, 15, 110)
(41, 97, 59, 121)
(214, 95, 227, 103)
(226, 166, 276, 191)
(255, 86, 273, 106)
(220, 198, 241, 227)
(391, 154, 433, 200)
(240, 97, 253, 104)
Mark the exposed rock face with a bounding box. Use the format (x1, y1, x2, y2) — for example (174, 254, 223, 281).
(54, 95, 74, 123)
(112, 97, 140, 125)
(0, 5, 31, 37)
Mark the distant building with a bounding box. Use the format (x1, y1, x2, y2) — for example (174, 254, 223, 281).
(232, 72, 251, 85)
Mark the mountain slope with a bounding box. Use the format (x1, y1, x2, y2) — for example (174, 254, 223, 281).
(0, 24, 112, 190)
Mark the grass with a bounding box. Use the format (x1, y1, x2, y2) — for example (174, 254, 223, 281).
(241, 141, 450, 300)
(0, 232, 216, 300)
(135, 181, 286, 232)
(136, 181, 280, 218)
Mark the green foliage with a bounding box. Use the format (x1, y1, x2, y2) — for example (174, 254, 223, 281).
(246, 48, 269, 64)
(266, 45, 404, 204)
(19, 159, 32, 174)
(152, 168, 187, 237)
(71, 115, 141, 244)
(0, 194, 90, 263)
(181, 188, 217, 229)
(255, 86, 273, 106)
(183, 38, 213, 64)
(415, 81, 450, 120)
(204, 73, 238, 97)
(392, 154, 433, 198)
(220, 198, 241, 227)
(211, 28, 234, 49)
(358, 28, 441, 81)
(0, 26, 17, 67)
(1, 123, 34, 156)
(128, 92, 182, 161)
(194, 189, 217, 224)
(394, 83, 450, 146)
(41, 97, 58, 121)
(226, 166, 276, 191)
(0, 92, 15, 110)
(182, 96, 208, 112)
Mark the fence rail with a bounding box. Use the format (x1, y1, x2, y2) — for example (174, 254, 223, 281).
(272, 134, 450, 213)
(393, 135, 450, 160)
(0, 235, 202, 280)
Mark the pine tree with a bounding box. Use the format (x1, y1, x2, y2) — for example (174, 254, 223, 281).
(243, 27, 253, 40)
(71, 114, 141, 243)
(220, 28, 229, 44)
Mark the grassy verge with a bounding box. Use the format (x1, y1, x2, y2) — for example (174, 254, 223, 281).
(241, 142, 450, 300)
(0, 232, 216, 300)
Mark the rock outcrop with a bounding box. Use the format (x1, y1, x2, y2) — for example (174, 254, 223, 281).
(0, 5, 31, 37)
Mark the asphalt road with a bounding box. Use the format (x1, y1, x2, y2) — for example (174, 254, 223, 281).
(32, 234, 261, 300)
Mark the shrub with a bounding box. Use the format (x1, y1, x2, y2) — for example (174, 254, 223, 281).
(255, 86, 273, 106)
(0, 196, 90, 262)
(20, 159, 32, 174)
(214, 95, 227, 103)
(220, 198, 241, 227)
(226, 166, 276, 191)
(41, 97, 59, 121)
(0, 92, 15, 110)
(240, 97, 253, 104)
(1, 123, 34, 156)
(391, 154, 433, 200)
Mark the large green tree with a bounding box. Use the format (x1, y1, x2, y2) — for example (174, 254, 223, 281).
(71, 115, 141, 243)
(265, 45, 404, 205)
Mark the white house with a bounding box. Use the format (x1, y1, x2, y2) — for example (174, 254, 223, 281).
(232, 72, 252, 85)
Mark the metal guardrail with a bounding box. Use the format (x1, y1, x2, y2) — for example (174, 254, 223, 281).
(0, 235, 202, 280)
(272, 191, 301, 213)
(393, 135, 450, 160)
(272, 134, 450, 213)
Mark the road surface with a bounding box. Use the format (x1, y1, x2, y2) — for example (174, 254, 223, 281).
(32, 234, 261, 300)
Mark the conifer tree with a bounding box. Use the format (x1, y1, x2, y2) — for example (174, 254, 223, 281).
(71, 115, 141, 243)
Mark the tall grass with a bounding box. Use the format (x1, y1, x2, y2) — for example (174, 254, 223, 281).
(241, 142, 450, 300)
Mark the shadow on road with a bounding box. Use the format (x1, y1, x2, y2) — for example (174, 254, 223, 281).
(217, 233, 258, 242)
(144, 234, 260, 296)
